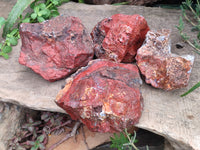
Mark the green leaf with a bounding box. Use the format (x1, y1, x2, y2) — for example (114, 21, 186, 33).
(180, 32, 189, 41)
(32, 121, 42, 126)
(179, 16, 184, 31)
(39, 143, 45, 150)
(38, 9, 48, 16)
(30, 0, 41, 9)
(181, 82, 200, 97)
(6, 42, 11, 46)
(195, 5, 200, 16)
(110, 132, 129, 150)
(34, 5, 40, 13)
(31, 13, 37, 19)
(17, 33, 20, 39)
(191, 26, 200, 32)
(37, 134, 45, 142)
(2, 46, 12, 53)
(37, 12, 42, 17)
(78, 0, 84, 3)
(50, 10, 59, 17)
(38, 3, 46, 9)
(194, 40, 200, 49)
(37, 16, 45, 22)
(27, 141, 35, 146)
(41, 113, 49, 120)
(10, 28, 19, 36)
(185, 0, 192, 7)
(0, 17, 5, 29)
(3, 0, 35, 37)
(43, 9, 51, 18)
(28, 126, 34, 133)
(9, 37, 18, 46)
(0, 52, 9, 59)
(22, 17, 31, 23)
(30, 146, 37, 150)
(51, 0, 59, 5)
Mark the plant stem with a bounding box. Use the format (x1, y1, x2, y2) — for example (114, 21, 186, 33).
(183, 13, 197, 27)
(187, 3, 200, 21)
(1, 42, 6, 51)
(81, 125, 89, 150)
(185, 39, 200, 53)
(125, 131, 139, 150)
(46, 3, 53, 9)
(48, 122, 81, 150)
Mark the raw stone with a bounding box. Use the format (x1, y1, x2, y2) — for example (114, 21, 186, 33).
(91, 14, 149, 62)
(0, 102, 25, 150)
(56, 59, 143, 132)
(0, 2, 200, 150)
(19, 16, 94, 82)
(136, 29, 194, 90)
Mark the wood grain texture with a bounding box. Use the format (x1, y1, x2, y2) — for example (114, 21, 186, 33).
(0, 2, 199, 149)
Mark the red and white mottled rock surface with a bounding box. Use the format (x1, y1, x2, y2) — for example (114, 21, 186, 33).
(19, 16, 94, 82)
(91, 14, 150, 62)
(55, 59, 143, 133)
(136, 29, 194, 90)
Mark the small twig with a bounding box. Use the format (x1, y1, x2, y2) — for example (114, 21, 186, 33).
(81, 125, 89, 150)
(43, 132, 49, 145)
(48, 122, 81, 150)
(50, 120, 72, 133)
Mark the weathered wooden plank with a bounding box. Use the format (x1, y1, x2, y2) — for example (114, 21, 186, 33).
(0, 2, 199, 149)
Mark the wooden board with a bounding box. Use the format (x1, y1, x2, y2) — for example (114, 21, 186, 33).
(0, 2, 199, 149)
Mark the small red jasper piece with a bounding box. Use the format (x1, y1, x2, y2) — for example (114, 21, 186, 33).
(136, 29, 194, 90)
(19, 16, 94, 82)
(55, 59, 143, 133)
(91, 14, 150, 62)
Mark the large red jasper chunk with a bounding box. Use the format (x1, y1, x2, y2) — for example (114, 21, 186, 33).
(91, 14, 150, 62)
(19, 16, 94, 82)
(55, 59, 143, 132)
(136, 29, 194, 90)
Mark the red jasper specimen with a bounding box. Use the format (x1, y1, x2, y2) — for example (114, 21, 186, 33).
(19, 16, 94, 82)
(136, 29, 194, 90)
(91, 14, 149, 62)
(55, 59, 143, 132)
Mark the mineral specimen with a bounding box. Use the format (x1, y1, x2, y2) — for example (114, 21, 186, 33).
(55, 59, 143, 132)
(136, 29, 194, 90)
(19, 16, 94, 82)
(91, 14, 149, 62)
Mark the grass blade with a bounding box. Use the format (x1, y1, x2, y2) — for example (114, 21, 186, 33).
(181, 82, 200, 97)
(3, 0, 34, 37)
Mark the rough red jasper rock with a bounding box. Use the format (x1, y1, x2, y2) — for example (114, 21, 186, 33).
(136, 29, 194, 90)
(91, 14, 149, 62)
(19, 16, 94, 82)
(55, 59, 143, 133)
